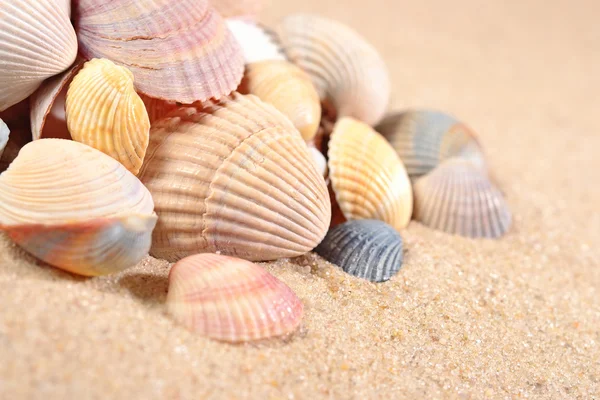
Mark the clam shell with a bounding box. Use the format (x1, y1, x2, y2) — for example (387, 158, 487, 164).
(75, 0, 245, 103)
(377, 110, 487, 179)
(328, 117, 413, 231)
(244, 60, 321, 141)
(210, 0, 263, 20)
(315, 219, 403, 282)
(0, 139, 157, 276)
(140, 94, 179, 125)
(167, 253, 303, 342)
(0, 0, 78, 111)
(66, 59, 150, 175)
(0, 119, 9, 159)
(138, 93, 331, 262)
(413, 158, 511, 238)
(226, 19, 286, 64)
(277, 14, 390, 126)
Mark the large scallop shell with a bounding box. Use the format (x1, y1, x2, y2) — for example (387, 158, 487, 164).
(0, 139, 157, 276)
(277, 14, 390, 126)
(316, 219, 403, 282)
(66, 59, 150, 175)
(74, 0, 244, 103)
(244, 60, 321, 141)
(413, 158, 511, 238)
(0, 0, 78, 111)
(226, 19, 286, 64)
(138, 93, 331, 262)
(328, 117, 413, 231)
(377, 110, 487, 179)
(0, 119, 9, 158)
(210, 0, 263, 20)
(167, 253, 303, 342)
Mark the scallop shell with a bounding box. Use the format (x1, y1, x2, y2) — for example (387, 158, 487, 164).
(167, 253, 303, 342)
(244, 60, 321, 141)
(211, 0, 263, 20)
(328, 117, 413, 231)
(0, 139, 157, 276)
(277, 14, 390, 126)
(413, 158, 511, 238)
(138, 93, 331, 262)
(377, 110, 487, 179)
(316, 219, 403, 282)
(0, 119, 9, 158)
(66, 59, 150, 175)
(140, 94, 179, 125)
(226, 19, 286, 64)
(0, 0, 78, 111)
(75, 0, 245, 103)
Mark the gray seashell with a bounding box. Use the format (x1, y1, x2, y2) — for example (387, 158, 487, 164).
(315, 219, 403, 282)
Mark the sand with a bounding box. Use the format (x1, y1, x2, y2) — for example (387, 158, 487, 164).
(1, 0, 600, 398)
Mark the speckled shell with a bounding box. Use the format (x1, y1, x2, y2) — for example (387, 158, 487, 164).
(278, 14, 390, 126)
(316, 219, 403, 282)
(226, 19, 286, 64)
(167, 253, 303, 342)
(140, 94, 179, 125)
(377, 110, 486, 179)
(413, 158, 511, 238)
(0, 0, 78, 111)
(0, 119, 9, 159)
(245, 60, 321, 141)
(0, 139, 157, 276)
(138, 93, 331, 262)
(66, 59, 150, 175)
(75, 0, 244, 103)
(328, 117, 413, 231)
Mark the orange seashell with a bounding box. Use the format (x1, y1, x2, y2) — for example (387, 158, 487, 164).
(74, 0, 245, 103)
(167, 253, 304, 342)
(210, 0, 263, 20)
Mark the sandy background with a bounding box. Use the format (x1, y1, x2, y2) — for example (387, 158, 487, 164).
(1, 0, 600, 398)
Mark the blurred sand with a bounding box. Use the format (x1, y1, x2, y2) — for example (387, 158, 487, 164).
(1, 0, 600, 398)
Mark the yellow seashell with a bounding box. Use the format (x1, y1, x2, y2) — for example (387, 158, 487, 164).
(328, 117, 413, 231)
(244, 60, 321, 141)
(138, 93, 331, 262)
(66, 59, 150, 175)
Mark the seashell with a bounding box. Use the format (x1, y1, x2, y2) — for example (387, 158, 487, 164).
(66, 59, 150, 175)
(413, 158, 511, 238)
(377, 110, 487, 179)
(0, 119, 9, 159)
(277, 14, 390, 126)
(167, 253, 303, 342)
(308, 145, 327, 179)
(226, 19, 286, 64)
(140, 94, 179, 125)
(210, 0, 263, 20)
(0, 139, 157, 276)
(30, 62, 83, 141)
(315, 219, 403, 282)
(138, 93, 331, 262)
(0, 0, 78, 111)
(328, 117, 413, 231)
(75, 0, 245, 103)
(244, 60, 321, 141)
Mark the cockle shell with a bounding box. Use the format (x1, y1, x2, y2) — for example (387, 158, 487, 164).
(377, 110, 487, 179)
(140, 94, 178, 125)
(210, 0, 263, 20)
(0, 119, 9, 158)
(66, 59, 150, 175)
(244, 60, 321, 141)
(278, 14, 390, 126)
(138, 93, 331, 262)
(0, 0, 78, 111)
(413, 158, 511, 238)
(316, 219, 403, 282)
(167, 253, 304, 342)
(75, 0, 244, 103)
(226, 19, 286, 64)
(0, 139, 157, 276)
(328, 117, 413, 231)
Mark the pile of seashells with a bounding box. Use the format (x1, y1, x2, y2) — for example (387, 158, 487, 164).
(0, 0, 511, 342)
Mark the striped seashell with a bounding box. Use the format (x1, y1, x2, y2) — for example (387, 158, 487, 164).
(0, 0, 78, 111)
(167, 253, 303, 342)
(315, 219, 403, 282)
(376, 110, 486, 179)
(277, 14, 390, 126)
(0, 139, 157, 276)
(0, 119, 9, 159)
(138, 93, 331, 262)
(226, 19, 286, 64)
(328, 117, 413, 231)
(74, 0, 244, 103)
(413, 158, 511, 238)
(66, 59, 150, 175)
(210, 0, 264, 20)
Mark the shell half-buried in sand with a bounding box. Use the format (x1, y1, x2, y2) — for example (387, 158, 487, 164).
(0, 139, 157, 276)
(138, 93, 331, 262)
(167, 253, 304, 342)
